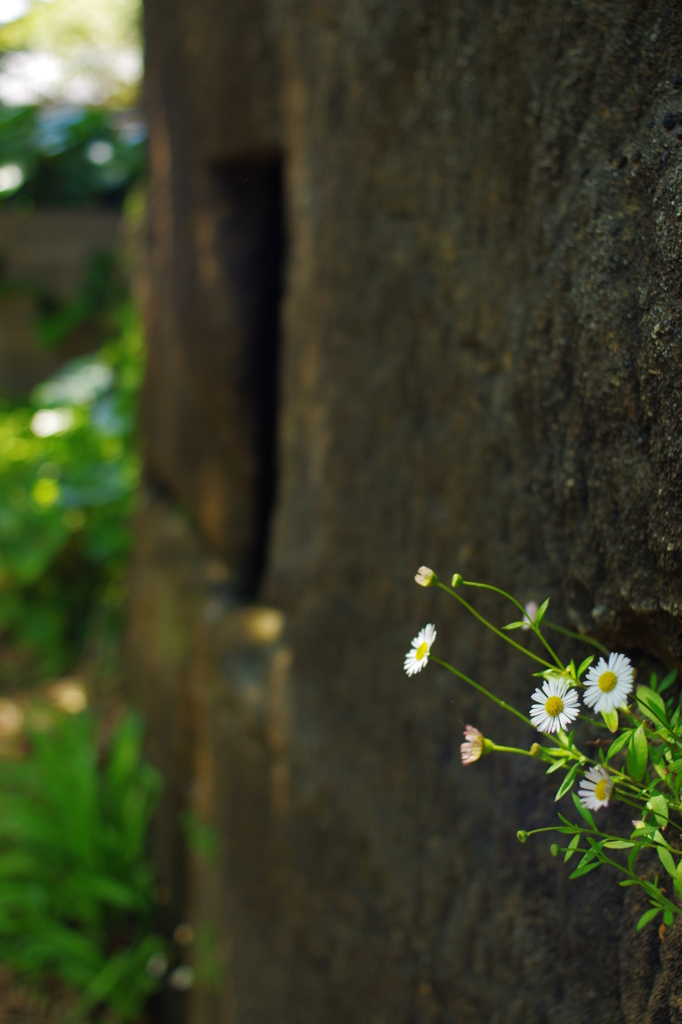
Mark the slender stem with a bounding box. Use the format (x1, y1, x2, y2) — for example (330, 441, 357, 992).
(430, 655, 532, 725)
(544, 620, 609, 656)
(487, 742, 536, 758)
(459, 581, 568, 669)
(459, 580, 527, 616)
(435, 582, 554, 669)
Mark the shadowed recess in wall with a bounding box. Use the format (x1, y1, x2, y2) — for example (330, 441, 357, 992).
(209, 154, 285, 596)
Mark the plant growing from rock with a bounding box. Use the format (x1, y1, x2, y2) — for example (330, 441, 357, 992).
(406, 567, 682, 934)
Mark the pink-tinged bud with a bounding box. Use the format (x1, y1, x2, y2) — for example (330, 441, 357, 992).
(415, 566, 436, 587)
(460, 725, 484, 765)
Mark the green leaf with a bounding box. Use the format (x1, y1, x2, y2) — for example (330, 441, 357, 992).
(653, 830, 671, 850)
(650, 672, 659, 691)
(555, 762, 580, 801)
(658, 847, 677, 879)
(659, 669, 678, 695)
(606, 729, 633, 761)
(627, 726, 648, 782)
(637, 907, 662, 932)
(628, 846, 640, 872)
(577, 655, 594, 678)
(564, 833, 580, 862)
(535, 598, 550, 627)
(649, 746, 668, 780)
(569, 860, 601, 879)
(664, 909, 674, 927)
(502, 621, 526, 630)
(647, 794, 669, 828)
(601, 708, 619, 733)
(636, 686, 668, 727)
(546, 757, 569, 775)
(572, 791, 595, 828)
(619, 879, 638, 886)
(604, 840, 635, 849)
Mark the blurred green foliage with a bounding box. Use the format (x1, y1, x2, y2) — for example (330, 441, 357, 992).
(0, 709, 165, 1020)
(0, 303, 143, 676)
(0, 104, 146, 208)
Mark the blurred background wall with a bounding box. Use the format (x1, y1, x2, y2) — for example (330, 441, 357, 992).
(131, 1, 682, 1022)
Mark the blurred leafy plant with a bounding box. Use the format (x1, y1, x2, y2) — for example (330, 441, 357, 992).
(0, 104, 146, 208)
(0, 302, 143, 676)
(0, 708, 165, 1021)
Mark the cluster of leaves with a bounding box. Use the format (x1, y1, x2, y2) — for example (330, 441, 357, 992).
(415, 572, 682, 934)
(0, 709, 165, 1020)
(0, 104, 146, 209)
(543, 668, 682, 933)
(0, 302, 143, 676)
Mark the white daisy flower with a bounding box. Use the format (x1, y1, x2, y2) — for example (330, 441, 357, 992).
(415, 566, 436, 587)
(583, 652, 634, 714)
(579, 766, 613, 810)
(521, 600, 539, 631)
(460, 725, 484, 765)
(404, 623, 436, 676)
(529, 677, 580, 733)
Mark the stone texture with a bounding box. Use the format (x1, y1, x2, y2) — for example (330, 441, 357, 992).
(134, 1, 682, 1021)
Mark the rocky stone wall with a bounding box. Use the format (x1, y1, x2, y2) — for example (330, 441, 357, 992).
(133, 2, 682, 1021)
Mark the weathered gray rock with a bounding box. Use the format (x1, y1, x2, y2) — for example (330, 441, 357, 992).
(133, 1, 682, 1020)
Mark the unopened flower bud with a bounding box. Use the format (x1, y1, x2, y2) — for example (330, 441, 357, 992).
(517, 830, 529, 844)
(550, 844, 560, 858)
(451, 573, 463, 588)
(415, 566, 437, 587)
(529, 743, 542, 758)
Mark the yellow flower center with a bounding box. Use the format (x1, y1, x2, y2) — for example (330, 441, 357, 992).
(598, 671, 617, 693)
(416, 641, 429, 660)
(594, 779, 608, 801)
(545, 695, 564, 717)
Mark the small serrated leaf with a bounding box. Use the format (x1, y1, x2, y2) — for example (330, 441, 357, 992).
(564, 833, 580, 862)
(637, 907, 661, 932)
(606, 730, 633, 761)
(569, 860, 601, 880)
(572, 791, 595, 828)
(555, 762, 580, 801)
(658, 847, 677, 879)
(636, 686, 668, 727)
(647, 794, 669, 828)
(659, 668, 678, 695)
(577, 655, 594, 678)
(627, 726, 648, 782)
(535, 598, 550, 627)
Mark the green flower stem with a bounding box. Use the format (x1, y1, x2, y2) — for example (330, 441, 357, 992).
(461, 580, 565, 669)
(487, 741, 537, 758)
(435, 582, 555, 669)
(543, 620, 609, 656)
(613, 791, 647, 811)
(430, 655, 532, 725)
(459, 580, 528, 617)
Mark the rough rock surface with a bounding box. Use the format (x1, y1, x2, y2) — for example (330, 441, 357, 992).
(133, 1, 682, 1021)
